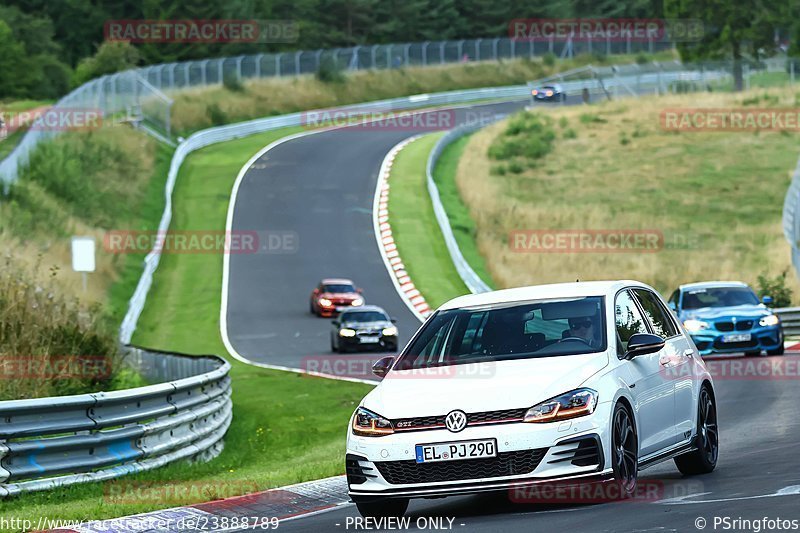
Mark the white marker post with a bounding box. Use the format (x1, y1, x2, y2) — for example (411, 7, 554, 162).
(71, 236, 96, 292)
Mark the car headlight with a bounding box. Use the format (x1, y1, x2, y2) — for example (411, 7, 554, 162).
(532, 89, 538, 95)
(351, 298, 364, 306)
(382, 326, 398, 337)
(523, 388, 598, 423)
(759, 314, 780, 327)
(683, 319, 709, 332)
(318, 298, 332, 307)
(352, 407, 393, 437)
(339, 328, 356, 337)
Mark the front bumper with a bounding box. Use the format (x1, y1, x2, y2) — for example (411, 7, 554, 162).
(339, 334, 397, 351)
(346, 402, 612, 500)
(689, 325, 782, 356)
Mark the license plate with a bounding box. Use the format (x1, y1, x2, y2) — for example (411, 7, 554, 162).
(722, 333, 751, 343)
(359, 336, 379, 344)
(415, 439, 497, 464)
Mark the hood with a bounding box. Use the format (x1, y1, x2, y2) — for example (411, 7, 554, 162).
(342, 320, 391, 329)
(362, 351, 610, 419)
(320, 292, 359, 300)
(681, 303, 770, 321)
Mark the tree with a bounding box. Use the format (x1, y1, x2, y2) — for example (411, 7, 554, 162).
(73, 41, 140, 85)
(0, 20, 28, 98)
(664, 0, 786, 90)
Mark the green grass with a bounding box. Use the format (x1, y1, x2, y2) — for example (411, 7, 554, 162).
(387, 134, 469, 309)
(105, 143, 174, 329)
(0, 128, 26, 160)
(432, 135, 495, 290)
(0, 127, 372, 528)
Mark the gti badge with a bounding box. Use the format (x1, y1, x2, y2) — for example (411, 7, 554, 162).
(444, 410, 467, 433)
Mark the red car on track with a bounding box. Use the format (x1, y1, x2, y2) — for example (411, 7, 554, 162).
(310, 278, 364, 317)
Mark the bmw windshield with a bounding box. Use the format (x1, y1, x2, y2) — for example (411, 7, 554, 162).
(682, 287, 759, 309)
(395, 297, 606, 369)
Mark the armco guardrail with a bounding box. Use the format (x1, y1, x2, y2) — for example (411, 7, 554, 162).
(426, 119, 498, 294)
(0, 347, 231, 497)
(782, 156, 800, 279)
(775, 307, 800, 337)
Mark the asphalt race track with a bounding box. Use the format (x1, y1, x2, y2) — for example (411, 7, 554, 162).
(271, 356, 800, 532)
(224, 101, 525, 377)
(224, 102, 800, 531)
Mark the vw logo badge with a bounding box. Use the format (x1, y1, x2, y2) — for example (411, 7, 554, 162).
(444, 410, 467, 433)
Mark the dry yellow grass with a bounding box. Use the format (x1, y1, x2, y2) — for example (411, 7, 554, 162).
(457, 87, 800, 299)
(170, 52, 678, 133)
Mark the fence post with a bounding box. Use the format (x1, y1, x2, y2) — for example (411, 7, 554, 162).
(475, 39, 481, 61)
(457, 39, 463, 60)
(217, 60, 223, 83)
(275, 54, 281, 77)
(492, 38, 499, 60)
(201, 59, 209, 85)
(295, 51, 302, 75)
(314, 50, 322, 72)
(236, 56, 244, 81)
(791, 60, 795, 84)
(510, 39, 515, 59)
(371, 45, 377, 69)
(255, 53, 264, 78)
(422, 41, 429, 66)
(440, 41, 445, 63)
(405, 44, 411, 66)
(386, 44, 392, 68)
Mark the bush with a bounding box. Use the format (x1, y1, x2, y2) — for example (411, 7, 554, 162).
(580, 113, 607, 125)
(316, 55, 345, 83)
(563, 128, 577, 139)
(0, 262, 123, 400)
(206, 102, 228, 126)
(488, 111, 555, 163)
(223, 73, 245, 92)
(542, 53, 556, 68)
(756, 271, 793, 308)
(74, 41, 139, 85)
(635, 53, 650, 65)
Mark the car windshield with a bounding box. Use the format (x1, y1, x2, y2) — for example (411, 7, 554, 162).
(682, 287, 759, 309)
(323, 284, 355, 293)
(341, 311, 387, 323)
(395, 297, 606, 369)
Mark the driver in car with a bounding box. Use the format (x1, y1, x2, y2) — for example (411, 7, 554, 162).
(568, 315, 602, 349)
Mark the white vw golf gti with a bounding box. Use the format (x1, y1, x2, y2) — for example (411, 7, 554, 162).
(346, 281, 718, 517)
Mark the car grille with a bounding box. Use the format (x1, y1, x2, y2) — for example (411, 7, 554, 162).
(712, 338, 758, 350)
(392, 408, 528, 432)
(374, 448, 548, 485)
(356, 329, 382, 337)
(715, 320, 754, 332)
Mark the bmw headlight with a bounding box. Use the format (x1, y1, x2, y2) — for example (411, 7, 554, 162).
(683, 319, 709, 333)
(523, 388, 598, 423)
(352, 407, 393, 436)
(382, 326, 398, 337)
(318, 298, 332, 307)
(339, 328, 356, 337)
(351, 298, 364, 306)
(759, 314, 780, 327)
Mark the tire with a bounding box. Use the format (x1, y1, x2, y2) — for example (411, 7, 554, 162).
(675, 385, 718, 475)
(355, 497, 409, 518)
(768, 335, 785, 356)
(611, 402, 638, 498)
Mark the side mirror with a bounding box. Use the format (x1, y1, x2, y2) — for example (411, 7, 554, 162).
(372, 356, 395, 378)
(313, 288, 320, 294)
(762, 295, 774, 305)
(331, 320, 339, 326)
(390, 317, 397, 324)
(667, 301, 677, 311)
(357, 287, 364, 294)
(625, 333, 665, 360)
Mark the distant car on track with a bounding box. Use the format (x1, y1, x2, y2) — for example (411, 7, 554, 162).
(668, 281, 783, 357)
(331, 305, 398, 353)
(346, 281, 718, 518)
(310, 278, 364, 317)
(530, 83, 566, 102)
